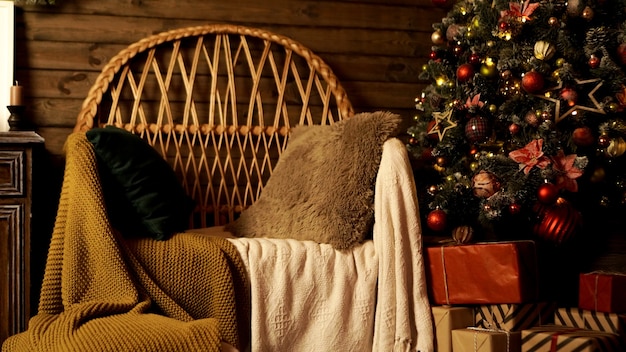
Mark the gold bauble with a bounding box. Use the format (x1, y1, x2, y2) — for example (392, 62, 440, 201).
(548, 17, 559, 27)
(534, 41, 556, 61)
(555, 58, 565, 67)
(480, 63, 497, 78)
(606, 137, 626, 157)
(471, 16, 480, 29)
(488, 104, 497, 113)
(582, 6, 594, 20)
(431, 30, 445, 45)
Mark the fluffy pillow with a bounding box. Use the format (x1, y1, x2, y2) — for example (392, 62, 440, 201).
(86, 126, 195, 240)
(225, 111, 402, 250)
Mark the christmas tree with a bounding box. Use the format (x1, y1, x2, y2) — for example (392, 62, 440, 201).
(408, 0, 626, 245)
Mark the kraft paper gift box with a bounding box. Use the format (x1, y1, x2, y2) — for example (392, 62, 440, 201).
(521, 325, 623, 351)
(475, 302, 557, 332)
(451, 327, 521, 352)
(425, 241, 539, 305)
(578, 272, 626, 314)
(554, 307, 625, 338)
(432, 306, 475, 352)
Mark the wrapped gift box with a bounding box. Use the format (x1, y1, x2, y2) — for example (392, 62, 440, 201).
(425, 241, 539, 305)
(452, 328, 521, 352)
(432, 306, 475, 352)
(521, 325, 623, 351)
(554, 307, 625, 337)
(579, 272, 626, 314)
(475, 302, 557, 332)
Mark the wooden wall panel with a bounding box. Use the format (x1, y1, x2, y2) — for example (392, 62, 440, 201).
(15, 1, 445, 157)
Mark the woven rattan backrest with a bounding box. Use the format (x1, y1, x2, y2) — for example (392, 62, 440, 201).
(74, 24, 354, 227)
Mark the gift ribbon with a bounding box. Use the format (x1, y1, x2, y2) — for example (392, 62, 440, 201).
(595, 274, 599, 312)
(467, 327, 510, 352)
(440, 246, 450, 305)
(548, 328, 583, 352)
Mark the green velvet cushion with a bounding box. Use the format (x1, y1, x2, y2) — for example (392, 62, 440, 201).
(86, 126, 194, 240)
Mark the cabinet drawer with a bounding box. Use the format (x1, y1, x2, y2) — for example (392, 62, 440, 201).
(0, 151, 24, 196)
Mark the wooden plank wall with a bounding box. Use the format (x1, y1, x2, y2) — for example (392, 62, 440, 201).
(16, 0, 447, 159)
(14, 0, 447, 310)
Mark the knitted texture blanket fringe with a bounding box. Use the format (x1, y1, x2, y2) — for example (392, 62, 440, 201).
(2, 132, 249, 352)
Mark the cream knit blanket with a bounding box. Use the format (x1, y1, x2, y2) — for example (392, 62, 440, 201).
(2, 133, 249, 352)
(225, 138, 434, 352)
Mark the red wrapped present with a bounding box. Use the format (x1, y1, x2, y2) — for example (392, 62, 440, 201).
(521, 325, 622, 351)
(425, 241, 539, 305)
(579, 272, 626, 314)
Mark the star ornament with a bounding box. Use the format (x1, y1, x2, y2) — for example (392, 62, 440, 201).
(559, 78, 606, 122)
(535, 79, 605, 123)
(428, 109, 458, 141)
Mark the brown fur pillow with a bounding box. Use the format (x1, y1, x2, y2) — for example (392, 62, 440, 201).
(225, 111, 402, 250)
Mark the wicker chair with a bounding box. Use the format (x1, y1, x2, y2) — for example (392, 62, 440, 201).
(70, 24, 433, 352)
(74, 23, 354, 227)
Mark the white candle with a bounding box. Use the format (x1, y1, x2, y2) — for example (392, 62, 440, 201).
(10, 81, 23, 106)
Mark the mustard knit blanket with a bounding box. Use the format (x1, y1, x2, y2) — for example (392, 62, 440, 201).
(2, 133, 249, 352)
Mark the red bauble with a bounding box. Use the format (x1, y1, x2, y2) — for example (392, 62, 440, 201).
(572, 126, 595, 147)
(598, 134, 611, 148)
(456, 63, 475, 82)
(533, 198, 582, 245)
(509, 123, 520, 135)
(468, 53, 481, 65)
(560, 87, 578, 106)
(521, 71, 545, 93)
(537, 183, 559, 204)
(464, 116, 490, 143)
(509, 202, 522, 215)
(429, 51, 439, 60)
(589, 55, 600, 68)
(421, 147, 435, 162)
(618, 43, 626, 66)
(427, 119, 440, 141)
(427, 209, 448, 232)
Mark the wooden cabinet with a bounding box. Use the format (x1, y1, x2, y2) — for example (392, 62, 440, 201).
(0, 131, 44, 344)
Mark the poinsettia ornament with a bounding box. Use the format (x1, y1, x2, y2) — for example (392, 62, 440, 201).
(551, 151, 583, 192)
(509, 139, 551, 174)
(501, 0, 540, 22)
(465, 93, 485, 111)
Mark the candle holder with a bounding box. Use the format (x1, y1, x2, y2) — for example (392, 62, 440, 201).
(7, 105, 26, 131)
